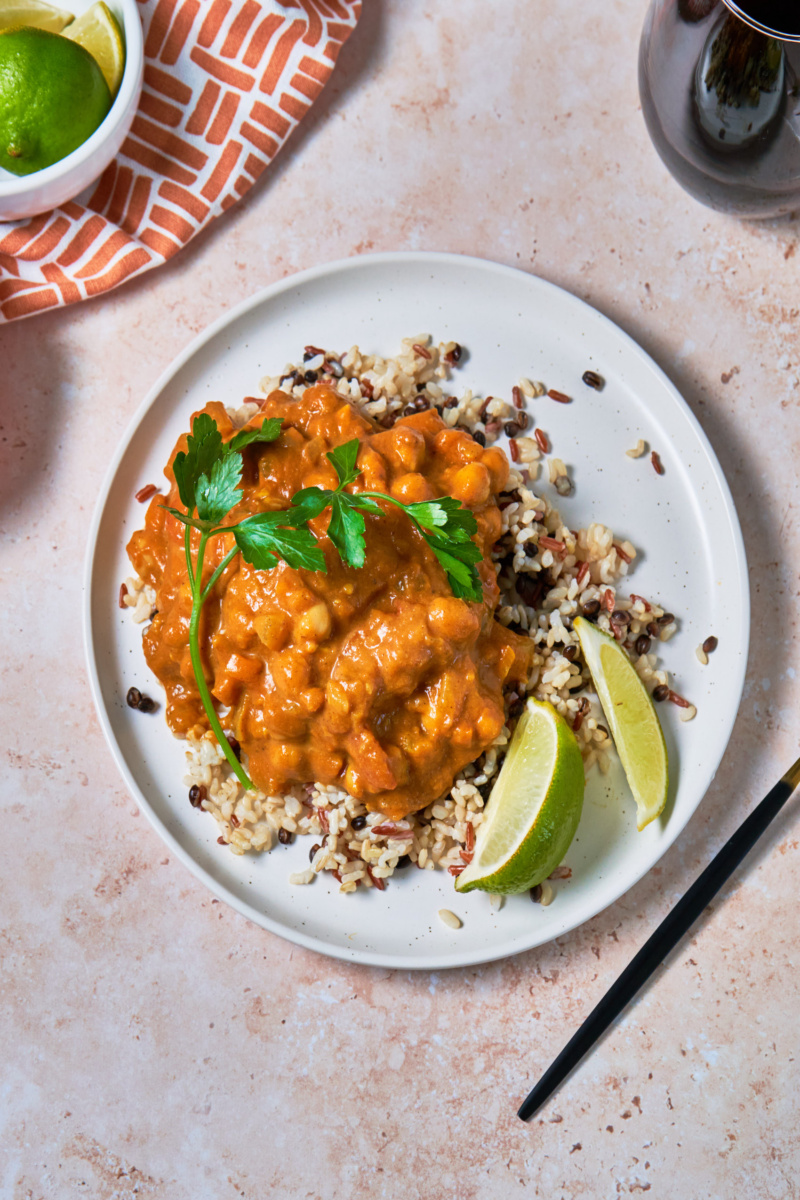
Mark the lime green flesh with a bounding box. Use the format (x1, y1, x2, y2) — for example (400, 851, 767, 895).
(574, 616, 668, 830)
(0, 26, 111, 175)
(455, 699, 584, 896)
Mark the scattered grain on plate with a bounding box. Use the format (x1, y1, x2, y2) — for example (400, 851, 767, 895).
(135, 483, 159, 503)
(651, 450, 665, 475)
(438, 908, 463, 930)
(679, 704, 697, 722)
(696, 644, 709, 665)
(582, 370, 604, 391)
(489, 894, 505, 910)
(539, 881, 554, 906)
(547, 388, 571, 404)
(703, 635, 718, 655)
(626, 439, 647, 458)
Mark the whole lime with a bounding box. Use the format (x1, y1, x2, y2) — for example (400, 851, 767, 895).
(0, 25, 112, 176)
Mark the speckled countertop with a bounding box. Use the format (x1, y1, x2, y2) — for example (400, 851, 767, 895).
(3, 2, 800, 1197)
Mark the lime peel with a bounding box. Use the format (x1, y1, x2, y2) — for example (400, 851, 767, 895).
(455, 698, 584, 896)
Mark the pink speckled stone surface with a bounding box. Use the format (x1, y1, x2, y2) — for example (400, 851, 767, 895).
(2, 2, 800, 1196)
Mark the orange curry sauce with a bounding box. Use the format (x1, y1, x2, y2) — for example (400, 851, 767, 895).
(128, 384, 533, 820)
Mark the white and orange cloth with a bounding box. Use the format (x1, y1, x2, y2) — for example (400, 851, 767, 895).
(0, 0, 361, 321)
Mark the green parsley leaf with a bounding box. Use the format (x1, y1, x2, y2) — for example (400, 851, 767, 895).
(405, 496, 479, 541)
(227, 417, 283, 455)
(290, 486, 335, 521)
(172, 412, 224, 514)
(327, 494, 366, 568)
(195, 452, 243, 525)
(326, 439, 362, 488)
(421, 532, 483, 602)
(234, 512, 327, 573)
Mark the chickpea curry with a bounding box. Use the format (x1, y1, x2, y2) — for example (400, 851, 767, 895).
(128, 383, 533, 820)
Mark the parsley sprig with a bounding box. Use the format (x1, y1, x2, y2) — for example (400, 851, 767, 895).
(158, 416, 484, 789)
(290, 440, 484, 601)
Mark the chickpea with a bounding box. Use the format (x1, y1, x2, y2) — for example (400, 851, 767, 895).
(427, 597, 480, 641)
(481, 446, 509, 492)
(389, 425, 426, 472)
(254, 611, 290, 651)
(294, 601, 332, 642)
(451, 462, 491, 506)
(433, 427, 481, 464)
(391, 472, 435, 504)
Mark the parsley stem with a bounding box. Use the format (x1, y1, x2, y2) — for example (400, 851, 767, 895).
(356, 490, 429, 535)
(201, 542, 240, 605)
(188, 531, 253, 791)
(184, 524, 196, 600)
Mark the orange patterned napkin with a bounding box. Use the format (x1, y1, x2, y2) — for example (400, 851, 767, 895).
(0, 0, 361, 322)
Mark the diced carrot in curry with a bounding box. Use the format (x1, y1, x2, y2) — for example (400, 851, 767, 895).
(127, 383, 532, 820)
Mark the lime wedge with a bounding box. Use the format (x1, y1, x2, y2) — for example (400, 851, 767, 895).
(455, 698, 584, 895)
(574, 615, 668, 830)
(0, 0, 74, 32)
(62, 0, 123, 95)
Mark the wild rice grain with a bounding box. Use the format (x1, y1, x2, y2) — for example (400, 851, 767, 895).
(438, 908, 463, 929)
(653, 684, 669, 702)
(703, 636, 718, 654)
(581, 370, 604, 391)
(278, 828, 292, 844)
(126, 687, 141, 708)
(189, 784, 206, 808)
(635, 635, 651, 655)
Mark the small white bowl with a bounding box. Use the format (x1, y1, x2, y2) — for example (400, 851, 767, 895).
(0, 0, 144, 221)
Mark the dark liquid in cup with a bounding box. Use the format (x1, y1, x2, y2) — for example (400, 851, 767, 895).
(639, 0, 800, 216)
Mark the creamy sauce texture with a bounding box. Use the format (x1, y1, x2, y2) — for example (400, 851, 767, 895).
(128, 384, 532, 819)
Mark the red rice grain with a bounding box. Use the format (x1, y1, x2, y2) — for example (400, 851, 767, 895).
(630, 593, 651, 611)
(668, 689, 690, 708)
(135, 484, 159, 503)
(613, 543, 632, 564)
(512, 385, 524, 409)
(448, 864, 466, 876)
(651, 451, 665, 475)
(412, 343, 432, 361)
(367, 866, 386, 890)
(118, 583, 128, 608)
(534, 427, 549, 453)
(576, 562, 590, 585)
(465, 823, 475, 853)
(509, 438, 520, 462)
(603, 588, 615, 611)
(547, 389, 571, 404)
(539, 535, 566, 556)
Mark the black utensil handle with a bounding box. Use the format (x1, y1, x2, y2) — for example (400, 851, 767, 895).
(518, 760, 800, 1122)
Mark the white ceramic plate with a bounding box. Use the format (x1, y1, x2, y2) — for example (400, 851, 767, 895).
(84, 252, 749, 970)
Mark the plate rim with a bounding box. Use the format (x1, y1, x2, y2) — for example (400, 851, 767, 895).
(83, 249, 751, 970)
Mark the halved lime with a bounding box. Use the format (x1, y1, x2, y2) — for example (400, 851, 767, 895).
(0, 0, 74, 33)
(455, 698, 584, 895)
(62, 0, 123, 95)
(574, 615, 668, 830)
(0, 26, 111, 175)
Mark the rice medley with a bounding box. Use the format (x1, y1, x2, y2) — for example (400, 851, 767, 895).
(123, 335, 686, 895)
